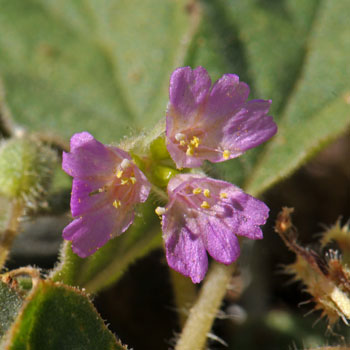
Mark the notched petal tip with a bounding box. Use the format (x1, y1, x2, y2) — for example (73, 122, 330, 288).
(69, 131, 94, 151)
(168, 65, 211, 119)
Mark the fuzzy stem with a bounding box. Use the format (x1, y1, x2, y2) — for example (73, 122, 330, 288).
(175, 261, 236, 350)
(0, 200, 23, 269)
(169, 269, 198, 328)
(2, 266, 41, 289)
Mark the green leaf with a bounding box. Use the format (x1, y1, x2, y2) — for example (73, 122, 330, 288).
(51, 202, 162, 293)
(188, 0, 349, 196)
(186, 0, 321, 187)
(0, 281, 23, 339)
(3, 280, 127, 350)
(0, 0, 193, 143)
(245, 0, 350, 195)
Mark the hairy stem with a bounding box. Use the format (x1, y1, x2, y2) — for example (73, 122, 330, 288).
(169, 269, 197, 328)
(175, 261, 236, 350)
(0, 200, 23, 269)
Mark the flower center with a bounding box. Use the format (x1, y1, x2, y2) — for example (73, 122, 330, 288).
(111, 158, 138, 209)
(190, 186, 229, 212)
(175, 133, 201, 156)
(174, 133, 231, 160)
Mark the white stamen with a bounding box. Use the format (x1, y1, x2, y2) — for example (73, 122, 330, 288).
(155, 206, 166, 216)
(175, 133, 186, 142)
(121, 158, 131, 169)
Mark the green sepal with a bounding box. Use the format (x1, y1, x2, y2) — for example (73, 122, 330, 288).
(151, 165, 180, 188)
(150, 136, 169, 161)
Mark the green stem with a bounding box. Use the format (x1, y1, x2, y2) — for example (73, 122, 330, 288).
(0, 200, 23, 269)
(169, 269, 197, 328)
(175, 261, 236, 350)
(83, 228, 162, 293)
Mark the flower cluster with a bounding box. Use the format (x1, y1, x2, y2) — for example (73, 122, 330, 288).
(62, 66, 277, 282)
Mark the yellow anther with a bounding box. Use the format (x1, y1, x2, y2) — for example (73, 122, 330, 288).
(220, 192, 228, 199)
(113, 200, 122, 208)
(223, 150, 231, 160)
(203, 189, 211, 198)
(193, 188, 202, 195)
(155, 206, 166, 216)
(180, 140, 186, 146)
(201, 201, 210, 209)
(130, 177, 137, 184)
(116, 170, 123, 178)
(186, 145, 194, 156)
(190, 136, 200, 148)
(121, 178, 129, 185)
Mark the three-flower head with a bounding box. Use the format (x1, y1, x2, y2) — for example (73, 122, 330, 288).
(62, 66, 277, 283)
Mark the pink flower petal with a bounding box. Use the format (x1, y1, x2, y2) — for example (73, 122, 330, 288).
(63, 205, 118, 258)
(169, 66, 211, 119)
(205, 74, 250, 122)
(70, 178, 108, 217)
(202, 216, 240, 264)
(62, 132, 117, 178)
(219, 99, 277, 160)
(164, 221, 208, 284)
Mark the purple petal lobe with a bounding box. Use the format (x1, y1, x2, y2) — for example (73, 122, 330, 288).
(63, 206, 117, 258)
(226, 191, 269, 239)
(164, 221, 208, 284)
(205, 74, 249, 121)
(201, 215, 240, 264)
(70, 178, 107, 217)
(62, 132, 117, 178)
(169, 66, 211, 119)
(220, 100, 277, 158)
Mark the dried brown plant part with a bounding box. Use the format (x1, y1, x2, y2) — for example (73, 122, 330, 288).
(275, 208, 350, 325)
(321, 220, 350, 265)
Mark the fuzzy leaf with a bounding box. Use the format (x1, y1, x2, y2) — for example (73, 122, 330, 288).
(245, 0, 350, 195)
(2, 280, 127, 350)
(188, 0, 350, 196)
(0, 0, 193, 143)
(0, 281, 23, 339)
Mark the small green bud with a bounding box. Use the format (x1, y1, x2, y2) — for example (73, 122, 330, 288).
(150, 136, 170, 160)
(151, 165, 179, 187)
(0, 137, 57, 208)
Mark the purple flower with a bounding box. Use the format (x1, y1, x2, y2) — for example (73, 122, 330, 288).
(166, 66, 277, 168)
(158, 174, 269, 283)
(62, 132, 151, 258)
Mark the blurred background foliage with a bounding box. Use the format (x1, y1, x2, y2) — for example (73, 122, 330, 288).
(0, 0, 349, 349)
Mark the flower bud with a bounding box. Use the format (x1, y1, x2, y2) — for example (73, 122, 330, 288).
(151, 164, 179, 187)
(0, 137, 57, 208)
(150, 136, 169, 160)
